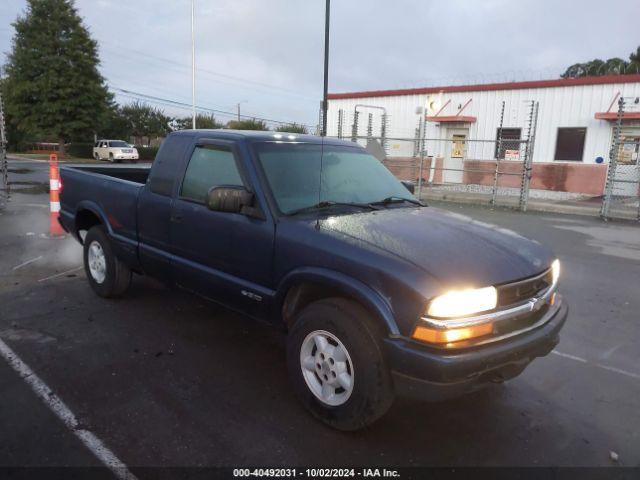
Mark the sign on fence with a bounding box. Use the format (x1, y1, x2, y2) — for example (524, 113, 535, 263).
(504, 149, 520, 161)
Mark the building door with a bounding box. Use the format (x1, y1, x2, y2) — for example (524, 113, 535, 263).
(443, 128, 468, 183)
(613, 127, 640, 196)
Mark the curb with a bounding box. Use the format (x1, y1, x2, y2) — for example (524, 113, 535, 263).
(420, 193, 639, 221)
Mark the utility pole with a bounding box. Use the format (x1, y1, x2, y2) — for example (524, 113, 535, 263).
(191, 0, 196, 129)
(236, 101, 247, 122)
(321, 0, 330, 137)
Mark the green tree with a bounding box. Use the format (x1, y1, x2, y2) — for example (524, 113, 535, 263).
(226, 118, 268, 130)
(628, 46, 640, 74)
(99, 105, 131, 140)
(172, 113, 223, 130)
(3, 0, 113, 156)
(120, 102, 171, 141)
(561, 46, 640, 78)
(274, 123, 308, 134)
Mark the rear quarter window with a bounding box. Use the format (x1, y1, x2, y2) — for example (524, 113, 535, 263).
(148, 136, 190, 197)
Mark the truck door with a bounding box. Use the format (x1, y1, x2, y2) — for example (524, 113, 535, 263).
(169, 140, 274, 318)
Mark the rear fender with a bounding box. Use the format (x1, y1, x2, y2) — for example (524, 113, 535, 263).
(75, 200, 112, 237)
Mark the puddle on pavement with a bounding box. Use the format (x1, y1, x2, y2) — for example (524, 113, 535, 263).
(8, 168, 34, 174)
(11, 183, 49, 195)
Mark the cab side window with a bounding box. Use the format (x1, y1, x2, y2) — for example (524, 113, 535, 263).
(180, 146, 243, 203)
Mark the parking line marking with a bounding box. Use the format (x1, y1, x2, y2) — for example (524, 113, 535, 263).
(0, 337, 137, 480)
(552, 350, 587, 363)
(595, 363, 640, 381)
(553, 350, 640, 381)
(38, 266, 83, 283)
(12, 256, 43, 271)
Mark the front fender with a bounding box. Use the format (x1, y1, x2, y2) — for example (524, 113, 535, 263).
(275, 266, 400, 335)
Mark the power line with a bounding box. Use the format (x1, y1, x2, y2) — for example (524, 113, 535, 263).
(98, 39, 318, 102)
(110, 86, 315, 128)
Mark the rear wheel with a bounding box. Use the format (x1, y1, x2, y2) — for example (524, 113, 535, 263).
(83, 225, 131, 298)
(286, 298, 395, 431)
(94, 152, 100, 161)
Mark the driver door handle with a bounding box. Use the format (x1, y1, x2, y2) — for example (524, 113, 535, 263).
(170, 213, 183, 223)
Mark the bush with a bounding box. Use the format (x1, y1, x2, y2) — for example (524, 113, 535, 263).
(66, 143, 95, 158)
(136, 146, 159, 161)
(275, 123, 308, 134)
(226, 119, 268, 130)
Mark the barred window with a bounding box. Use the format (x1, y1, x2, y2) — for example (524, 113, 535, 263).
(495, 128, 521, 159)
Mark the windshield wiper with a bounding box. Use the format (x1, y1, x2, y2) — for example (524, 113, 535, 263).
(287, 200, 378, 216)
(369, 196, 425, 207)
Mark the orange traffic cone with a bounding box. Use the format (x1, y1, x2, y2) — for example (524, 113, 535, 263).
(49, 153, 64, 236)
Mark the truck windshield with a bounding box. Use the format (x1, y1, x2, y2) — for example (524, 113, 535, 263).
(110, 141, 129, 147)
(255, 143, 416, 215)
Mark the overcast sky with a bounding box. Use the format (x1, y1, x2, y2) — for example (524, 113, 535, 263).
(1, 0, 638, 128)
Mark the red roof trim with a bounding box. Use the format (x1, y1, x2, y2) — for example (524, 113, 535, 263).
(327, 75, 640, 100)
(426, 115, 477, 123)
(595, 112, 640, 121)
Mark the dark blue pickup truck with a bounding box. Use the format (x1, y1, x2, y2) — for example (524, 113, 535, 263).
(59, 130, 567, 430)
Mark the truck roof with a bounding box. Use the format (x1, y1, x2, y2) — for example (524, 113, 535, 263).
(168, 129, 356, 146)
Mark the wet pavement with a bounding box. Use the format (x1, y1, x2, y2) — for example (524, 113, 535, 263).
(1, 159, 639, 469)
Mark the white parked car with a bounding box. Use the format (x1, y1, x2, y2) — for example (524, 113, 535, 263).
(93, 140, 139, 162)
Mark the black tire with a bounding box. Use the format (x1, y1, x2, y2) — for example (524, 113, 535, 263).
(94, 152, 100, 161)
(286, 298, 395, 431)
(83, 225, 132, 298)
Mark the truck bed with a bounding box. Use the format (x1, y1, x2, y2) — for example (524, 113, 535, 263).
(64, 164, 151, 184)
(59, 164, 151, 253)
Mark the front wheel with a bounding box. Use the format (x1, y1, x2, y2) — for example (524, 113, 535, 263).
(83, 225, 132, 298)
(286, 298, 395, 431)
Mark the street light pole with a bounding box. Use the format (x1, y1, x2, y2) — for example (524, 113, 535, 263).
(321, 0, 330, 137)
(191, 0, 196, 129)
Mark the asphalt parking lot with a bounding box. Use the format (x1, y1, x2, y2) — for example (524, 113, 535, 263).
(1, 159, 639, 471)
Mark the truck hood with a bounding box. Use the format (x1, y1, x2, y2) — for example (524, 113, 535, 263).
(320, 206, 554, 287)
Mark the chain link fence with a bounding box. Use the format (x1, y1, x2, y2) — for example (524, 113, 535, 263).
(0, 91, 9, 205)
(329, 101, 541, 211)
(600, 97, 640, 221)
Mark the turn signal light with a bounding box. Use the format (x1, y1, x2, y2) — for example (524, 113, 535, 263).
(412, 322, 494, 345)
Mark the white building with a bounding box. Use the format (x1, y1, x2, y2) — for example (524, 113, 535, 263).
(327, 75, 640, 196)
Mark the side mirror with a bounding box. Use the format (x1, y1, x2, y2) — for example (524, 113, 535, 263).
(401, 180, 415, 194)
(206, 186, 259, 216)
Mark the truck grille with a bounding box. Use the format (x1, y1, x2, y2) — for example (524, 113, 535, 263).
(497, 268, 553, 308)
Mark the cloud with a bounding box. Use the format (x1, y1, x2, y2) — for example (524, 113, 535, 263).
(1, 0, 639, 127)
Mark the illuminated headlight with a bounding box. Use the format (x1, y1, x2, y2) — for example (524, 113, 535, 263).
(426, 286, 497, 319)
(551, 259, 560, 285)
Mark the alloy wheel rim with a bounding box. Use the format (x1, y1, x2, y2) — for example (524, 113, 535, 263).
(87, 241, 107, 284)
(300, 330, 354, 406)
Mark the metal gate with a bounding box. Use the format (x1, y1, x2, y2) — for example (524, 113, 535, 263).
(601, 97, 640, 222)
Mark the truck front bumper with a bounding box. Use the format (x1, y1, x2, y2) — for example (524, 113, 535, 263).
(384, 300, 568, 401)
